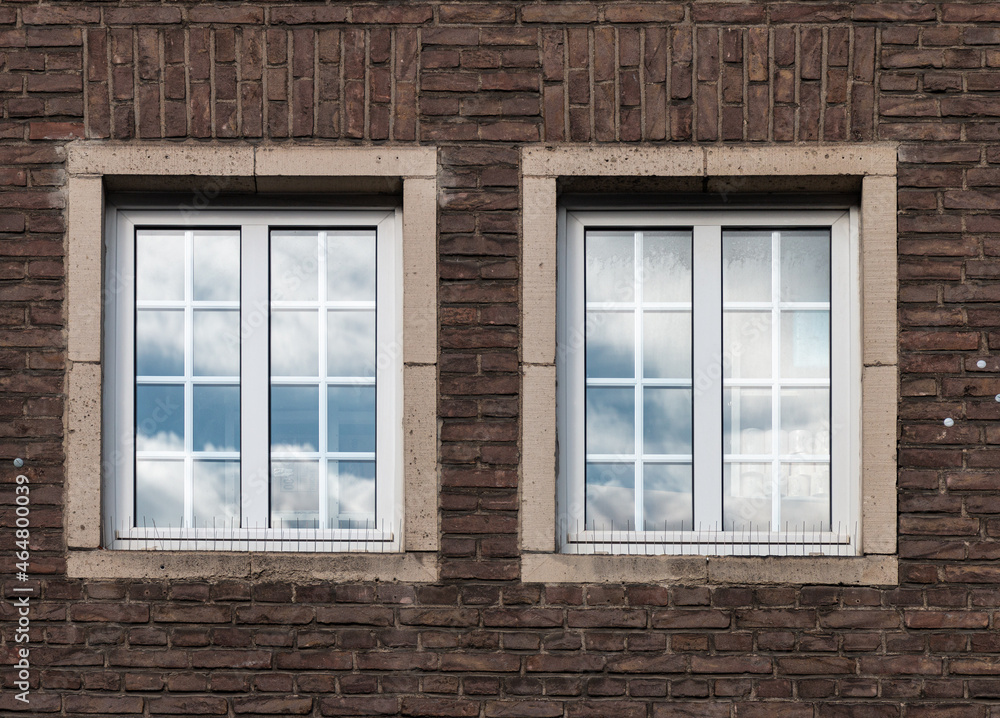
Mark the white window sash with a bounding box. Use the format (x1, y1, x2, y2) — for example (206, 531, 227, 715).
(559, 209, 858, 556)
(105, 208, 401, 551)
(692, 224, 723, 531)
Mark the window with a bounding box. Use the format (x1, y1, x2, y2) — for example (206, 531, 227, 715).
(558, 210, 857, 556)
(66, 144, 438, 578)
(106, 209, 401, 551)
(520, 145, 897, 584)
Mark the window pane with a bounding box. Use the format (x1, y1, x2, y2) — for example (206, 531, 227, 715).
(193, 309, 240, 376)
(271, 310, 319, 376)
(643, 463, 692, 530)
(781, 464, 830, 531)
(327, 231, 376, 301)
(642, 230, 692, 303)
(136, 230, 185, 301)
(586, 311, 634, 378)
(780, 311, 829, 379)
(780, 230, 830, 302)
(329, 460, 375, 529)
(586, 231, 634, 302)
(271, 231, 319, 301)
(271, 385, 319, 452)
(780, 388, 830, 454)
(193, 231, 240, 301)
(643, 312, 691, 379)
(643, 388, 692, 455)
(136, 310, 184, 376)
(271, 461, 319, 529)
(136, 385, 184, 451)
(328, 386, 376, 453)
(723, 388, 771, 455)
(327, 310, 375, 378)
(723, 312, 771, 379)
(723, 462, 771, 529)
(586, 463, 635, 530)
(135, 460, 184, 528)
(193, 385, 240, 452)
(193, 460, 240, 526)
(586, 387, 634, 455)
(723, 230, 772, 302)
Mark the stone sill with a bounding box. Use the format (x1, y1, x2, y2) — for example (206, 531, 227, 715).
(521, 553, 898, 586)
(66, 550, 438, 582)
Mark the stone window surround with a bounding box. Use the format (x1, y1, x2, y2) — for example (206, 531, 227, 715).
(521, 144, 898, 586)
(65, 143, 438, 581)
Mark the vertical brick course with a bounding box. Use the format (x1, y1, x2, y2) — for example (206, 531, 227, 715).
(4, 1, 1000, 716)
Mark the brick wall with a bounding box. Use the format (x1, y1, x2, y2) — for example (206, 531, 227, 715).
(2, 1, 1000, 715)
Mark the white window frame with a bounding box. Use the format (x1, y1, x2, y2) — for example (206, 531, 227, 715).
(105, 207, 403, 552)
(558, 209, 860, 556)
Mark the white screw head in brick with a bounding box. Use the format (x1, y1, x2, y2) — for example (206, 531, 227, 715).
(978, 360, 987, 369)
(13, 458, 23, 467)
(943, 418, 955, 427)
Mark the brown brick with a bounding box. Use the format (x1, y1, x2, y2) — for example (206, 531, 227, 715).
(149, 696, 229, 715)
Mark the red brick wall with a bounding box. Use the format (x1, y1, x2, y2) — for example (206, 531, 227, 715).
(2, 2, 1000, 715)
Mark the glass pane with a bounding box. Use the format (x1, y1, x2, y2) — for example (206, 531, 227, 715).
(136, 230, 185, 301)
(193, 231, 240, 301)
(723, 230, 771, 302)
(136, 310, 184, 376)
(193, 309, 240, 376)
(328, 231, 376, 301)
(135, 460, 184, 528)
(586, 231, 634, 303)
(136, 385, 184, 451)
(586, 463, 635, 530)
(586, 311, 634, 379)
(271, 231, 319, 301)
(193, 385, 240, 452)
(271, 461, 319, 529)
(271, 385, 319, 453)
(328, 386, 376, 453)
(643, 463, 692, 530)
(329, 460, 376, 529)
(586, 387, 635, 455)
(271, 310, 319, 376)
(724, 462, 771, 529)
(193, 461, 240, 527)
(723, 312, 771, 379)
(328, 310, 375, 378)
(723, 388, 771, 455)
(643, 388, 692, 455)
(643, 312, 691, 379)
(780, 311, 829, 379)
(780, 388, 830, 454)
(642, 230, 692, 303)
(780, 230, 830, 303)
(780, 463, 830, 531)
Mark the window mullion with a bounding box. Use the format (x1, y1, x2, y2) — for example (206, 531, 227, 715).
(770, 230, 782, 534)
(241, 224, 270, 530)
(318, 231, 329, 531)
(692, 225, 722, 532)
(634, 230, 643, 533)
(183, 230, 194, 530)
